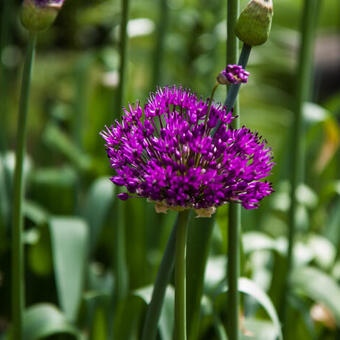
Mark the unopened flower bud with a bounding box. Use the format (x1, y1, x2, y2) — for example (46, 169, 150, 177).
(217, 65, 250, 85)
(235, 0, 273, 46)
(20, 0, 65, 32)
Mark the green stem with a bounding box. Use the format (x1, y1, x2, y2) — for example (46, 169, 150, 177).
(187, 216, 214, 340)
(227, 204, 241, 340)
(0, 0, 11, 154)
(115, 0, 130, 112)
(114, 199, 128, 301)
(211, 44, 251, 137)
(204, 83, 219, 129)
(281, 0, 319, 334)
(151, 0, 168, 89)
(0, 0, 13, 231)
(175, 210, 190, 340)
(141, 216, 179, 340)
(11, 32, 37, 340)
(226, 1, 240, 339)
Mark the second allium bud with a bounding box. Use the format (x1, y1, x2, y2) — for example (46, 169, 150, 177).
(235, 0, 273, 46)
(21, 0, 65, 32)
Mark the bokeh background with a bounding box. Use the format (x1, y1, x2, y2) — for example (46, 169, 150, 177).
(1, 0, 340, 339)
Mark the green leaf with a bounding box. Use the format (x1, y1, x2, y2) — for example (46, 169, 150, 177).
(239, 278, 283, 340)
(240, 319, 280, 340)
(187, 214, 214, 340)
(216, 278, 282, 340)
(134, 285, 174, 340)
(83, 177, 115, 253)
(291, 266, 340, 325)
(242, 232, 277, 254)
(22, 303, 80, 340)
(43, 123, 91, 171)
(49, 216, 89, 321)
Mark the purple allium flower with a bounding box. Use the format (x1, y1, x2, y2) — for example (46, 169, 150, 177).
(217, 65, 250, 85)
(101, 86, 274, 216)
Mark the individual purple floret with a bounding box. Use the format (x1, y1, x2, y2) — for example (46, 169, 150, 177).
(101, 86, 274, 216)
(217, 64, 250, 85)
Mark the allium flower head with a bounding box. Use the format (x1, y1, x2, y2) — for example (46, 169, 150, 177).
(101, 86, 274, 217)
(217, 65, 250, 85)
(21, 0, 65, 32)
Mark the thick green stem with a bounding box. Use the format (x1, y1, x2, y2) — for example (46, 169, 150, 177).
(227, 204, 241, 340)
(151, 0, 168, 89)
(0, 0, 11, 154)
(11, 33, 37, 340)
(281, 0, 319, 334)
(226, 1, 240, 339)
(115, 0, 130, 112)
(141, 216, 179, 340)
(204, 83, 219, 129)
(212, 44, 251, 137)
(175, 210, 190, 340)
(114, 199, 128, 301)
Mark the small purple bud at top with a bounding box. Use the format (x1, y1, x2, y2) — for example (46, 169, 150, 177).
(21, 0, 65, 32)
(117, 193, 129, 200)
(217, 65, 250, 85)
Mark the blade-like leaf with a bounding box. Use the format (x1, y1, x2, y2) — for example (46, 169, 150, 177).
(83, 177, 115, 253)
(49, 216, 89, 321)
(239, 278, 283, 340)
(291, 266, 340, 325)
(216, 278, 282, 340)
(134, 285, 174, 340)
(22, 303, 80, 340)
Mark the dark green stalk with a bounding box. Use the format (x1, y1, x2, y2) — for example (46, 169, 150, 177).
(187, 217, 214, 340)
(281, 0, 319, 334)
(151, 0, 168, 89)
(114, 199, 128, 301)
(110, 0, 130, 334)
(226, 1, 240, 339)
(115, 0, 130, 112)
(211, 44, 251, 137)
(0, 0, 12, 154)
(174, 210, 190, 340)
(11, 32, 37, 340)
(141, 217, 179, 340)
(0, 0, 13, 231)
(204, 83, 219, 129)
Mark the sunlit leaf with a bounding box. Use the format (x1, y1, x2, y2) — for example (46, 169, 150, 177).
(49, 217, 89, 321)
(22, 304, 80, 340)
(133, 285, 174, 340)
(83, 177, 115, 253)
(291, 266, 340, 325)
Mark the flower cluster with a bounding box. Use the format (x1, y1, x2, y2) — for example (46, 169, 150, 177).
(101, 86, 273, 216)
(217, 65, 250, 85)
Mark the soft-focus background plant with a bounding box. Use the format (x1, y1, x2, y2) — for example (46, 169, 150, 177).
(1, 0, 340, 339)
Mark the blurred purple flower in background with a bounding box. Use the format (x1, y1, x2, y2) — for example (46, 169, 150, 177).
(101, 86, 274, 217)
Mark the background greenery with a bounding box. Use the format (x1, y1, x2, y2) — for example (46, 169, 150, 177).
(0, 0, 340, 339)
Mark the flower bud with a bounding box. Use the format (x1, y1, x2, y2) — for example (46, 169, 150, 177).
(235, 0, 273, 46)
(217, 65, 250, 85)
(20, 0, 65, 32)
